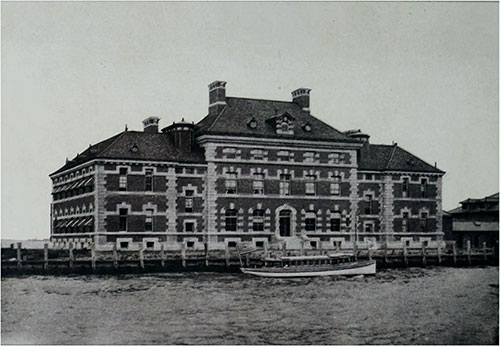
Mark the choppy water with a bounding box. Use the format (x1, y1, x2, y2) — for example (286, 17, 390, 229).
(1, 267, 498, 345)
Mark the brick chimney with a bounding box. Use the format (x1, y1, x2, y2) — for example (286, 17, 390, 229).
(292, 88, 311, 112)
(143, 116, 160, 133)
(208, 81, 227, 116)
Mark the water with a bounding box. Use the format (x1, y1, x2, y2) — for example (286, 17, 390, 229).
(1, 267, 498, 345)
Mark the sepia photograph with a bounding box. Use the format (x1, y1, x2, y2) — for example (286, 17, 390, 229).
(1, 1, 498, 345)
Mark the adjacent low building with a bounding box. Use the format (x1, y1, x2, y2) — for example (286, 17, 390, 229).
(444, 193, 499, 249)
(49, 81, 445, 251)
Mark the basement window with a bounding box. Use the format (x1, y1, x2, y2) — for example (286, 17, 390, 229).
(120, 242, 129, 249)
(146, 241, 154, 249)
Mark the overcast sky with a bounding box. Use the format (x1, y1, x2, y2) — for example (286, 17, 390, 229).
(2, 2, 498, 240)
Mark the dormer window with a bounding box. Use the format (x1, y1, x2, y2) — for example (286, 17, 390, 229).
(302, 123, 312, 132)
(130, 144, 139, 153)
(266, 112, 295, 135)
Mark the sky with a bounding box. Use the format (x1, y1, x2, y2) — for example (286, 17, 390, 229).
(2, 2, 498, 240)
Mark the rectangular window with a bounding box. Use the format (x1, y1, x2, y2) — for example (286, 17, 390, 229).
(305, 175, 316, 195)
(330, 175, 341, 196)
(146, 241, 154, 249)
(402, 212, 409, 232)
(279, 174, 291, 196)
(420, 212, 428, 231)
(277, 150, 290, 161)
(226, 172, 237, 194)
(223, 147, 237, 159)
(119, 168, 127, 191)
(329, 152, 341, 164)
(331, 218, 341, 232)
(119, 208, 128, 231)
(421, 178, 428, 198)
(185, 222, 195, 233)
(364, 223, 373, 233)
(225, 210, 237, 231)
(253, 173, 264, 194)
(365, 173, 373, 181)
(251, 149, 265, 160)
(145, 169, 153, 191)
(304, 151, 315, 163)
(253, 210, 264, 232)
(145, 209, 153, 231)
(120, 241, 129, 249)
(402, 177, 409, 197)
(365, 195, 373, 215)
(305, 213, 316, 232)
(185, 190, 194, 212)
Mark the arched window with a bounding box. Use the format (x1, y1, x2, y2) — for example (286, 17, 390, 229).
(279, 210, 291, 237)
(225, 209, 237, 231)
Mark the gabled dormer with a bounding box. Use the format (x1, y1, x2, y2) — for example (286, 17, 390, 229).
(266, 111, 295, 136)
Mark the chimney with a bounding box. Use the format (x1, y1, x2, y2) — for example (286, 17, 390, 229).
(142, 116, 160, 133)
(208, 81, 227, 116)
(292, 88, 311, 112)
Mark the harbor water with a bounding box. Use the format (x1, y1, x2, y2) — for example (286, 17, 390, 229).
(1, 266, 498, 345)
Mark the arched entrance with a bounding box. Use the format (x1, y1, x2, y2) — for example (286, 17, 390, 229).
(275, 205, 296, 238)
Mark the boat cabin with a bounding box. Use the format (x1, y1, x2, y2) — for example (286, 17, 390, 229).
(263, 253, 355, 267)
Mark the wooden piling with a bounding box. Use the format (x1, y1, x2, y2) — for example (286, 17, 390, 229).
(160, 244, 165, 268)
(139, 242, 145, 270)
(224, 243, 230, 267)
(300, 238, 305, 256)
(483, 242, 487, 261)
(204, 243, 209, 267)
(263, 242, 268, 259)
(282, 241, 287, 256)
(182, 243, 187, 268)
(353, 241, 357, 260)
(43, 243, 49, 271)
(368, 247, 372, 261)
(113, 242, 118, 269)
(69, 243, 74, 270)
(466, 240, 471, 265)
(452, 242, 457, 266)
(318, 240, 323, 255)
(421, 242, 426, 266)
(437, 244, 442, 265)
(16, 242, 22, 269)
(383, 242, 388, 265)
(91, 242, 96, 271)
(403, 242, 408, 267)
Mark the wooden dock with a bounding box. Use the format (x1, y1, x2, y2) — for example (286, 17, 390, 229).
(1, 241, 497, 276)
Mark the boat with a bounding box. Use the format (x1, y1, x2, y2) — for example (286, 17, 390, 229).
(237, 245, 376, 278)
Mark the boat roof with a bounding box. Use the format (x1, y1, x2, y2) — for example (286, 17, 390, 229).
(328, 252, 354, 258)
(280, 255, 330, 261)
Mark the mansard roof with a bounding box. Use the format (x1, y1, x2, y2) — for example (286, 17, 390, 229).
(50, 130, 205, 176)
(358, 143, 444, 174)
(195, 97, 359, 143)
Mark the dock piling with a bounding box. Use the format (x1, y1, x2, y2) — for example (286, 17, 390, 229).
(43, 243, 49, 271)
(160, 244, 165, 268)
(437, 244, 442, 265)
(224, 243, 229, 267)
(204, 243, 209, 267)
(483, 242, 487, 261)
(466, 240, 472, 265)
(91, 242, 96, 271)
(452, 241, 457, 266)
(368, 247, 372, 261)
(403, 242, 408, 267)
(182, 243, 187, 268)
(69, 243, 74, 270)
(113, 242, 118, 269)
(16, 242, 22, 269)
(421, 242, 427, 266)
(263, 242, 268, 259)
(139, 242, 145, 270)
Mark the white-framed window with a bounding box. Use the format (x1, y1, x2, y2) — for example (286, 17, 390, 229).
(145, 168, 153, 191)
(280, 174, 291, 196)
(402, 177, 409, 198)
(330, 217, 341, 232)
(119, 168, 128, 191)
(253, 172, 264, 194)
(365, 194, 374, 215)
(251, 149, 265, 160)
(185, 190, 194, 212)
(329, 152, 341, 164)
(225, 209, 238, 231)
(277, 150, 291, 161)
(402, 212, 409, 232)
(223, 147, 237, 159)
(145, 208, 153, 231)
(252, 209, 264, 232)
(226, 171, 237, 194)
(304, 151, 315, 163)
(364, 222, 374, 233)
(420, 178, 428, 198)
(185, 222, 195, 233)
(305, 211, 316, 232)
(330, 175, 341, 195)
(305, 174, 316, 195)
(119, 208, 128, 232)
(420, 212, 428, 231)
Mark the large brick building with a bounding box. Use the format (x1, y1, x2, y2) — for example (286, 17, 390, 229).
(49, 81, 445, 251)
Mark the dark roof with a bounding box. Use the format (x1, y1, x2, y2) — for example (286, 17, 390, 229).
(195, 97, 359, 143)
(448, 193, 499, 214)
(50, 131, 205, 176)
(358, 143, 444, 173)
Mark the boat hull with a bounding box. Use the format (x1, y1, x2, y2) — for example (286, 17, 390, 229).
(240, 260, 376, 278)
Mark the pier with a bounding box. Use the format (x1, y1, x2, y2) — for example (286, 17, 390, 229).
(1, 240, 497, 276)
